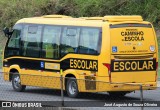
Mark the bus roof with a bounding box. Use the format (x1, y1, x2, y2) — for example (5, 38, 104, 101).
(16, 15, 145, 27)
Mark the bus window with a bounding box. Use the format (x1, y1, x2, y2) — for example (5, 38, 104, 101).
(42, 26, 61, 59)
(60, 27, 80, 57)
(79, 28, 100, 55)
(5, 24, 22, 57)
(21, 25, 42, 58)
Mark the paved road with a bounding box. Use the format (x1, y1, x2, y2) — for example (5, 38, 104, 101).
(0, 69, 160, 110)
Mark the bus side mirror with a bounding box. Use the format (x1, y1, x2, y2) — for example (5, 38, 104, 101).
(3, 27, 12, 38)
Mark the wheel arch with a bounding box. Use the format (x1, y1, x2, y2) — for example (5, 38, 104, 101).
(64, 73, 76, 90)
(9, 65, 21, 81)
(63, 69, 78, 86)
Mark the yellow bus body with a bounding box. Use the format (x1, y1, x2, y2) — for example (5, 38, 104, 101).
(3, 15, 158, 93)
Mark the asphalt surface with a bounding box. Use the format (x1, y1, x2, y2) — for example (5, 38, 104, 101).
(0, 69, 160, 110)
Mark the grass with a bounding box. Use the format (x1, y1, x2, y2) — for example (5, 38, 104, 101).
(0, 0, 160, 28)
(0, 31, 7, 68)
(0, 44, 2, 68)
(0, 40, 3, 68)
(0, 50, 1, 67)
(0, 0, 52, 28)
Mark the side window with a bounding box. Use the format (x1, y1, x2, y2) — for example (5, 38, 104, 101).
(60, 27, 80, 57)
(79, 28, 100, 55)
(5, 24, 22, 57)
(42, 26, 61, 59)
(21, 25, 42, 58)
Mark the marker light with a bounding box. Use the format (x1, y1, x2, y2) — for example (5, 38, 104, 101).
(103, 63, 111, 82)
(150, 45, 155, 52)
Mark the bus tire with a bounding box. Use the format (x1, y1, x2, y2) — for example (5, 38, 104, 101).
(108, 92, 127, 97)
(66, 78, 79, 98)
(12, 73, 26, 92)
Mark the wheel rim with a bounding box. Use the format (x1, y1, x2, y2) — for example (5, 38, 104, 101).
(69, 81, 77, 95)
(13, 75, 21, 89)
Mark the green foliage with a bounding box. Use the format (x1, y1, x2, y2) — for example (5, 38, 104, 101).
(55, 0, 160, 23)
(116, 0, 160, 22)
(0, 0, 160, 28)
(0, 0, 51, 28)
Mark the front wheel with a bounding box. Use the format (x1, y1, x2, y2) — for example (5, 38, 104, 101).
(12, 73, 26, 92)
(66, 78, 79, 98)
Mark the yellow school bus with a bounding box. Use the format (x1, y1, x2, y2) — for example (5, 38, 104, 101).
(2, 15, 158, 98)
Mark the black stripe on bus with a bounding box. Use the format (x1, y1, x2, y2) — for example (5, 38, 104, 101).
(3, 57, 98, 72)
